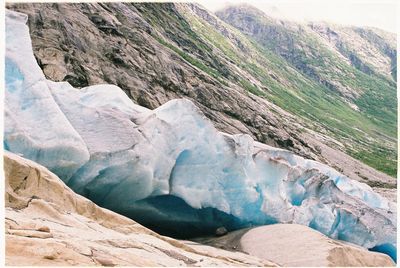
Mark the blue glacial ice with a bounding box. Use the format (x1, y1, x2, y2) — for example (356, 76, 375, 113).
(4, 11, 90, 181)
(4, 9, 397, 260)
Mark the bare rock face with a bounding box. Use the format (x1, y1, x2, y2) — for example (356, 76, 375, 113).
(240, 225, 395, 267)
(4, 151, 277, 267)
(195, 224, 395, 267)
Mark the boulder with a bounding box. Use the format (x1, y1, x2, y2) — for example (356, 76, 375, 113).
(215, 227, 228, 237)
(195, 224, 395, 267)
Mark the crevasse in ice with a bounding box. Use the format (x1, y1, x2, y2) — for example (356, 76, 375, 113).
(4, 10, 397, 261)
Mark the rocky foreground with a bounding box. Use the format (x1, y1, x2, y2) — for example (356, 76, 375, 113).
(4, 151, 394, 267)
(5, 151, 275, 266)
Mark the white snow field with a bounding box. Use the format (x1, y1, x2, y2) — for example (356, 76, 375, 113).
(4, 10, 397, 261)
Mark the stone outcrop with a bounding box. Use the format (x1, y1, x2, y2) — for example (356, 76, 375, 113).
(194, 224, 395, 267)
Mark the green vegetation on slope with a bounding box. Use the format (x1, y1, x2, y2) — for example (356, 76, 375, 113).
(138, 3, 397, 177)
(247, 39, 397, 177)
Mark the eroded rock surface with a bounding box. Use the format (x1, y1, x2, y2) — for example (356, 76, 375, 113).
(193, 224, 395, 267)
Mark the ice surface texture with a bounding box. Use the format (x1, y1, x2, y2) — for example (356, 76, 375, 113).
(5, 11, 90, 181)
(4, 10, 396, 260)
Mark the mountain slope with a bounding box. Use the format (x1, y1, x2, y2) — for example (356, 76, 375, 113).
(215, 4, 397, 177)
(6, 2, 396, 185)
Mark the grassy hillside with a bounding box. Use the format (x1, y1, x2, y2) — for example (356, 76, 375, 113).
(153, 4, 397, 176)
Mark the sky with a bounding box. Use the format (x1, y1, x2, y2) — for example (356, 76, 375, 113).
(194, 0, 398, 33)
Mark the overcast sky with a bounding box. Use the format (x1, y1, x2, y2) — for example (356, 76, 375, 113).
(194, 0, 397, 33)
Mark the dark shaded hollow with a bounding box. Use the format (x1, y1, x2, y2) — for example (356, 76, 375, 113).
(108, 194, 249, 239)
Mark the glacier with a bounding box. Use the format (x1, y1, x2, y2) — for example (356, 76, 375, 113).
(4, 9, 397, 261)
